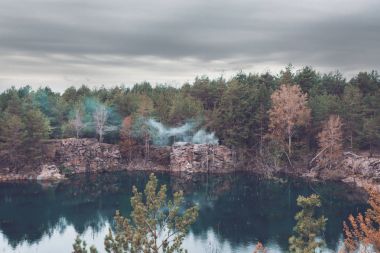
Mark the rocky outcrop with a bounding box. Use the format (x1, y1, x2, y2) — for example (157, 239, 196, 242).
(341, 153, 380, 182)
(170, 142, 234, 173)
(45, 138, 123, 173)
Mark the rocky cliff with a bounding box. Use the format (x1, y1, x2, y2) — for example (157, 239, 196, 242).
(169, 142, 234, 173)
(43, 139, 235, 174)
(43, 138, 123, 173)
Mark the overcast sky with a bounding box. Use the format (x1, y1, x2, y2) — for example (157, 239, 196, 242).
(0, 0, 379, 92)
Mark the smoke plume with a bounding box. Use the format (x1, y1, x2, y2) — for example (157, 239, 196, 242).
(146, 118, 218, 146)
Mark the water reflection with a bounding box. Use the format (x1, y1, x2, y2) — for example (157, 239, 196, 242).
(0, 172, 367, 253)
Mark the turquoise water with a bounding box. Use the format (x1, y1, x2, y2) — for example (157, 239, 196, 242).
(0, 172, 367, 253)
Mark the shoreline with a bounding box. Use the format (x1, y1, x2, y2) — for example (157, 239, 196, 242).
(0, 138, 379, 193)
(0, 165, 379, 195)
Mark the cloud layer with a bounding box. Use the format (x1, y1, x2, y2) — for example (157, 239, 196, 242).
(0, 0, 379, 91)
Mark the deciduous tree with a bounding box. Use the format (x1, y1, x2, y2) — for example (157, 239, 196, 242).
(315, 115, 343, 168)
(268, 84, 311, 156)
(70, 108, 85, 138)
(119, 116, 137, 161)
(343, 187, 380, 252)
(93, 104, 108, 143)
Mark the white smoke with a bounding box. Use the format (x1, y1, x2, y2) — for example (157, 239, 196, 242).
(146, 118, 218, 146)
(192, 129, 218, 145)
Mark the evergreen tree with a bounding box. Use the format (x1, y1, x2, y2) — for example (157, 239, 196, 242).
(340, 85, 364, 149)
(212, 79, 260, 148)
(168, 94, 203, 125)
(289, 194, 327, 253)
(294, 66, 321, 93)
(74, 173, 199, 253)
(23, 109, 51, 160)
(0, 113, 27, 168)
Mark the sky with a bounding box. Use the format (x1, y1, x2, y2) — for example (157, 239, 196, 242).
(0, 0, 379, 92)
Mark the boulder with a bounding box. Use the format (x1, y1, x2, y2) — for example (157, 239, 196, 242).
(37, 164, 65, 181)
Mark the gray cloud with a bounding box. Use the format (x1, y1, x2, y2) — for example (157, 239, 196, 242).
(0, 0, 379, 91)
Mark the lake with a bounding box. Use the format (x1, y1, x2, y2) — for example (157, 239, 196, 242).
(0, 172, 367, 253)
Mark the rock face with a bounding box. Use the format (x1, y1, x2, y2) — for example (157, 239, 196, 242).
(2, 137, 380, 190)
(170, 142, 234, 173)
(36, 164, 65, 181)
(43, 139, 235, 174)
(45, 138, 123, 173)
(341, 153, 380, 182)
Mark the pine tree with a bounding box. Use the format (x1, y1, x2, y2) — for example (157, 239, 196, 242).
(74, 173, 199, 253)
(289, 194, 327, 253)
(72, 236, 98, 253)
(23, 109, 51, 161)
(0, 113, 27, 167)
(341, 85, 364, 149)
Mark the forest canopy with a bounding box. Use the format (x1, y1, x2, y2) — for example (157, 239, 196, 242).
(0, 66, 379, 164)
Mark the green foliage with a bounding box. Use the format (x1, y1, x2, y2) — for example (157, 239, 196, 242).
(289, 194, 327, 253)
(294, 66, 321, 93)
(23, 109, 51, 159)
(74, 173, 199, 253)
(32, 87, 67, 138)
(212, 73, 273, 148)
(340, 85, 364, 149)
(168, 94, 203, 125)
(72, 236, 98, 253)
(0, 105, 50, 166)
(188, 76, 226, 110)
(0, 113, 27, 166)
(1, 66, 380, 158)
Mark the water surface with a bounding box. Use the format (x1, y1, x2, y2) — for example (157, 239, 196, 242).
(0, 172, 367, 253)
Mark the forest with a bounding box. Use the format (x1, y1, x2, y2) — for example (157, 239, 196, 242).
(0, 65, 379, 167)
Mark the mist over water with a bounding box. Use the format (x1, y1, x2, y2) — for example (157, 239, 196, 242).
(146, 118, 219, 146)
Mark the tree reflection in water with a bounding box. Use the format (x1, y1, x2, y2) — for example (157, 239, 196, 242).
(0, 172, 367, 252)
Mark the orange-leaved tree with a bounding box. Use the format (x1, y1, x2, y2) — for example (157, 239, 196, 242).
(343, 187, 380, 252)
(268, 84, 311, 156)
(316, 115, 343, 168)
(119, 116, 137, 161)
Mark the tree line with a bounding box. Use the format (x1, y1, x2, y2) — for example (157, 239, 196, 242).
(0, 65, 379, 167)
